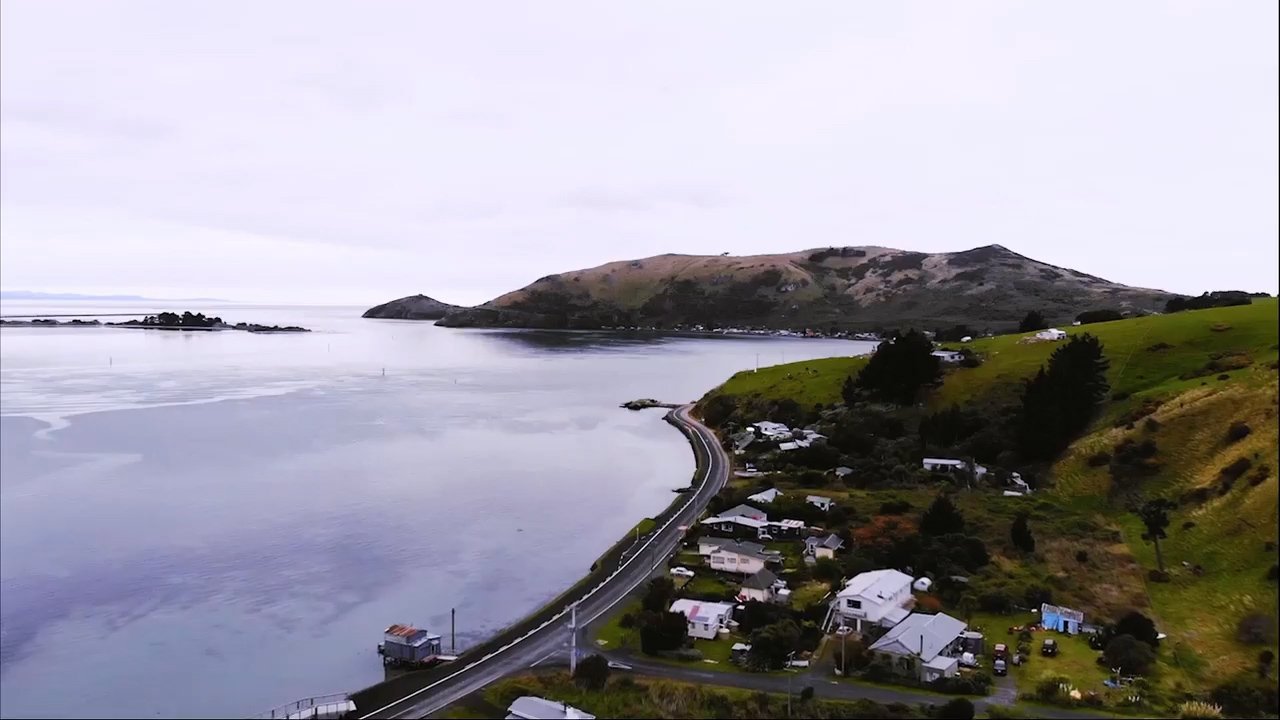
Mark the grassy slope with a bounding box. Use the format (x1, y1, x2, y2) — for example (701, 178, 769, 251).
(700, 299, 1280, 693)
(704, 355, 869, 407)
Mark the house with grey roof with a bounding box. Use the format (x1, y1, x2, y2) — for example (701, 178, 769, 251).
(738, 568, 786, 603)
(804, 533, 844, 560)
(868, 612, 967, 682)
(695, 537, 781, 576)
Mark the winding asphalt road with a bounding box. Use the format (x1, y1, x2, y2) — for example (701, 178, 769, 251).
(360, 404, 728, 719)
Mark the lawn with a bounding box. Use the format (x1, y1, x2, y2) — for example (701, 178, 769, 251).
(682, 573, 736, 599)
(591, 599, 640, 651)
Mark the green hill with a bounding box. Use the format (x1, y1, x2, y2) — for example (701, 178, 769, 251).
(697, 299, 1279, 705)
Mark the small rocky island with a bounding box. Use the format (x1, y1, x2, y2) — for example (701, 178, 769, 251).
(1, 311, 310, 333)
(361, 294, 461, 320)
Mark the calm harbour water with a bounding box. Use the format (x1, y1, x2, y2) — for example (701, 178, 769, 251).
(0, 302, 872, 718)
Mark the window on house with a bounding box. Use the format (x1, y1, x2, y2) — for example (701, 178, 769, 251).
(846, 599, 862, 609)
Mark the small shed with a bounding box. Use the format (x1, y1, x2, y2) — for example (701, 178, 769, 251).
(959, 630, 984, 655)
(1040, 603, 1085, 634)
(381, 624, 443, 665)
(912, 577, 933, 592)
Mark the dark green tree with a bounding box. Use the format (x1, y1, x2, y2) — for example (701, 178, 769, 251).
(1104, 634, 1156, 675)
(1010, 513, 1036, 553)
(1016, 334, 1111, 460)
(1134, 498, 1176, 573)
(920, 494, 965, 536)
(745, 619, 802, 670)
(638, 610, 688, 655)
(1112, 610, 1160, 648)
(937, 697, 976, 719)
(641, 576, 676, 613)
(573, 653, 611, 690)
(841, 374, 857, 405)
(1018, 310, 1048, 332)
(854, 330, 941, 404)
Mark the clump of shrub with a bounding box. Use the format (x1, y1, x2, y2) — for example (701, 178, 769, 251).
(878, 499, 912, 515)
(1143, 417, 1161, 432)
(1086, 451, 1111, 467)
(1178, 700, 1224, 719)
(1248, 465, 1270, 487)
(1227, 421, 1252, 442)
(1218, 457, 1253, 493)
(1110, 437, 1161, 484)
(1145, 342, 1174, 352)
(1238, 613, 1277, 645)
(930, 672, 991, 695)
(1075, 550, 1089, 563)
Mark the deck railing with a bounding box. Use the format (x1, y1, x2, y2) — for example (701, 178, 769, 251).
(251, 693, 353, 719)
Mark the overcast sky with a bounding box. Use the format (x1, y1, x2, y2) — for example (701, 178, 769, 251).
(2, 1, 1276, 306)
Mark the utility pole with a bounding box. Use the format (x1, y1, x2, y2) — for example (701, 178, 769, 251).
(451, 608, 456, 654)
(786, 651, 796, 717)
(569, 603, 578, 676)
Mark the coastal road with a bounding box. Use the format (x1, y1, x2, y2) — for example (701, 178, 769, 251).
(359, 403, 729, 719)
(595, 653, 1105, 719)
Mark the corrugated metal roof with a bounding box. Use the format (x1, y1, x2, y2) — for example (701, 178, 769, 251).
(385, 624, 421, 637)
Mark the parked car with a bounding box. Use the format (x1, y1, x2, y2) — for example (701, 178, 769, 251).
(993, 658, 1008, 676)
(993, 643, 1009, 660)
(607, 660, 633, 670)
(834, 625, 854, 637)
(669, 567, 695, 578)
(1042, 638, 1059, 657)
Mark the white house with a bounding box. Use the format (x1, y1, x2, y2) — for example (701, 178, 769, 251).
(738, 568, 785, 603)
(700, 504, 771, 537)
(931, 350, 964, 363)
(751, 421, 792, 439)
(748, 487, 782, 504)
(828, 569, 915, 634)
(669, 599, 735, 640)
(922, 458, 988, 479)
(833, 466, 853, 479)
(868, 612, 967, 682)
(913, 577, 934, 592)
(698, 537, 777, 575)
(1035, 328, 1068, 341)
(506, 696, 596, 720)
(804, 533, 844, 560)
(806, 495, 835, 512)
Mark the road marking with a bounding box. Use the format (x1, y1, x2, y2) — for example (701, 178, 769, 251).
(363, 407, 724, 719)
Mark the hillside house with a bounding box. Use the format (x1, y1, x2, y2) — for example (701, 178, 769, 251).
(804, 533, 844, 560)
(827, 569, 915, 634)
(1035, 328, 1068, 341)
(747, 487, 782, 504)
(751, 421, 792, 439)
(506, 696, 596, 720)
(868, 612, 967, 682)
(922, 458, 988, 479)
(697, 537, 779, 575)
(670, 599, 735, 640)
(700, 503, 771, 537)
(806, 495, 835, 512)
(931, 350, 964, 363)
(738, 568, 786, 603)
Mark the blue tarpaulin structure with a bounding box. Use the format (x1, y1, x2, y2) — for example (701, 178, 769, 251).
(1040, 603, 1085, 634)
